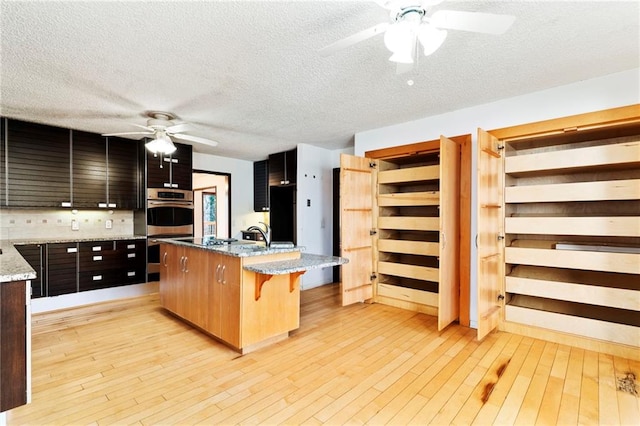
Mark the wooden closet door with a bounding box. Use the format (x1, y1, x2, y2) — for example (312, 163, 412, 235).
(476, 129, 505, 340)
(339, 153, 375, 306)
(438, 136, 460, 330)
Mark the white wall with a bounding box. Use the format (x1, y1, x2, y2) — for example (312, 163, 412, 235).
(193, 152, 267, 239)
(353, 68, 640, 328)
(296, 143, 336, 289)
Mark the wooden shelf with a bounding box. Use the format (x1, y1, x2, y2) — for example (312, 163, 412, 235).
(378, 216, 439, 231)
(505, 140, 640, 175)
(505, 276, 639, 311)
(506, 246, 640, 274)
(505, 216, 640, 237)
(505, 179, 640, 203)
(378, 261, 439, 282)
(505, 304, 638, 347)
(377, 191, 439, 206)
(378, 239, 439, 257)
(378, 165, 440, 184)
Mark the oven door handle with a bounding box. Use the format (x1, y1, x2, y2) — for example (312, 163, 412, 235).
(148, 201, 194, 208)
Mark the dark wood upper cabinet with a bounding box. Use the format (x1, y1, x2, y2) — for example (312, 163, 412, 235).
(1, 118, 141, 209)
(72, 130, 108, 208)
(146, 142, 192, 190)
(253, 159, 269, 212)
(106, 136, 141, 209)
(4, 119, 71, 207)
(268, 148, 296, 187)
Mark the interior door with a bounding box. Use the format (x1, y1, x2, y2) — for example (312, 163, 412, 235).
(438, 136, 460, 330)
(340, 153, 375, 306)
(476, 129, 505, 340)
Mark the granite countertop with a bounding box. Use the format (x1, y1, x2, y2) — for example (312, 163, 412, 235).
(0, 241, 36, 283)
(243, 253, 348, 275)
(157, 238, 303, 258)
(9, 235, 147, 245)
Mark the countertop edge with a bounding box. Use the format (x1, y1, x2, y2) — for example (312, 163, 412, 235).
(243, 253, 348, 275)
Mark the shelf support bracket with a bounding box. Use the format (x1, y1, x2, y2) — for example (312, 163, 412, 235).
(290, 271, 305, 293)
(254, 273, 273, 301)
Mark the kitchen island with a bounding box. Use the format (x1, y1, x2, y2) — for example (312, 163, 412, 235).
(158, 238, 347, 353)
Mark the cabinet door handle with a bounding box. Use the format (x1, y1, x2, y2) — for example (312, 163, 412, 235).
(127, 244, 136, 249)
(179, 256, 185, 272)
(221, 264, 226, 284)
(67, 247, 77, 253)
(128, 253, 136, 258)
(93, 255, 103, 261)
(163, 252, 168, 267)
(183, 256, 189, 273)
(441, 232, 446, 249)
(216, 264, 222, 283)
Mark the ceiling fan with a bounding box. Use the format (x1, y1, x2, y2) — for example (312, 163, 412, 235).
(319, 0, 515, 71)
(102, 111, 218, 154)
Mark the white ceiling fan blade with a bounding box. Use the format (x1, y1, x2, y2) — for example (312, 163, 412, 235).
(171, 133, 218, 147)
(101, 131, 154, 137)
(130, 123, 154, 131)
(319, 22, 389, 56)
(165, 122, 194, 134)
(431, 10, 515, 35)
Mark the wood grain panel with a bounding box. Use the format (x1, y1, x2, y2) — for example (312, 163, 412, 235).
(377, 239, 439, 256)
(505, 305, 640, 347)
(378, 165, 439, 184)
(506, 276, 640, 311)
(505, 247, 640, 274)
(378, 261, 439, 282)
(378, 216, 439, 231)
(377, 191, 439, 206)
(505, 179, 640, 203)
(505, 141, 640, 175)
(505, 216, 640, 237)
(0, 280, 27, 412)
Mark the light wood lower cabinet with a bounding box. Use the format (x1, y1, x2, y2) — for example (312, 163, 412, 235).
(477, 104, 640, 358)
(159, 244, 300, 352)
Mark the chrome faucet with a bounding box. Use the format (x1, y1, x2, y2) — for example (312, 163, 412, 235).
(247, 222, 271, 247)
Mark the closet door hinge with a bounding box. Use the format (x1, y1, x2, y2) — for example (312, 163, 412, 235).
(370, 273, 377, 281)
(369, 162, 377, 168)
(370, 229, 377, 236)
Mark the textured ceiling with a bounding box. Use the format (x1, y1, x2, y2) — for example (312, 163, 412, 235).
(1, 0, 638, 161)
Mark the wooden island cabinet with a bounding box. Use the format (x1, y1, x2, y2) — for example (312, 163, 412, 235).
(159, 242, 305, 353)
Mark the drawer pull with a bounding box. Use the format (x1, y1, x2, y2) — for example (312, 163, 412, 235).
(127, 253, 136, 258)
(127, 244, 136, 249)
(66, 247, 77, 253)
(108, 203, 116, 208)
(98, 202, 108, 208)
(127, 271, 136, 277)
(61, 201, 72, 207)
(92, 246, 102, 252)
(93, 255, 103, 261)
(92, 275, 102, 281)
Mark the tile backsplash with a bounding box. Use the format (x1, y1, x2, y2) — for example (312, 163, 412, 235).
(0, 209, 135, 240)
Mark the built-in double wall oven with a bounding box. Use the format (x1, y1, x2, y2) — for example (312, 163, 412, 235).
(146, 188, 194, 280)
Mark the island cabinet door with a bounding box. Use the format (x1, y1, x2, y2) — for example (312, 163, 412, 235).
(220, 256, 241, 347)
(180, 247, 210, 330)
(208, 254, 241, 347)
(159, 243, 181, 314)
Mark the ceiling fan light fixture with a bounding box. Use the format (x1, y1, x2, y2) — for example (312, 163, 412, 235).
(384, 20, 417, 64)
(418, 24, 447, 56)
(145, 133, 176, 155)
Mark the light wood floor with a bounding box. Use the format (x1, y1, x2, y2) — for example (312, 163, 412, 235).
(7, 283, 640, 425)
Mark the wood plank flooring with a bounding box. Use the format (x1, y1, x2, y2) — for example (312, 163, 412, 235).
(7, 283, 640, 425)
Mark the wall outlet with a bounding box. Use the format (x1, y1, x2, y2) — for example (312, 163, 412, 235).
(105, 219, 113, 229)
(71, 219, 79, 231)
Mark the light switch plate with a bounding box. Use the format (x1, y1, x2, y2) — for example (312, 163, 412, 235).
(106, 219, 113, 229)
(71, 219, 79, 231)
